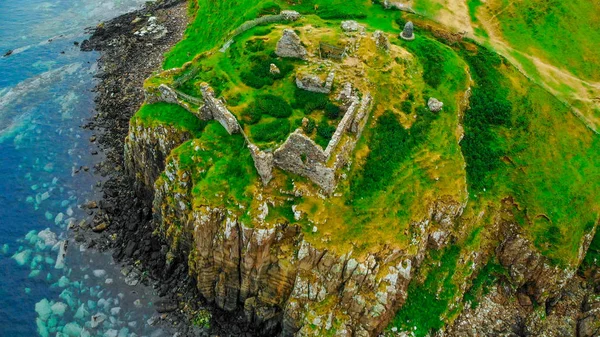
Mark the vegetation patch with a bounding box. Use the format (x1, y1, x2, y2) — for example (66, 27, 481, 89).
(240, 53, 294, 89)
(352, 106, 437, 198)
(134, 102, 206, 137)
(293, 87, 330, 113)
(390, 245, 461, 336)
(463, 257, 507, 309)
(250, 118, 291, 144)
(459, 44, 512, 193)
(582, 227, 600, 269)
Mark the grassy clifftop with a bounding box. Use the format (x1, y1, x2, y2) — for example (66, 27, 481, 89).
(132, 0, 600, 335)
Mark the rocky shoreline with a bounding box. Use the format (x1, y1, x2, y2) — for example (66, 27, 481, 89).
(78, 1, 258, 335)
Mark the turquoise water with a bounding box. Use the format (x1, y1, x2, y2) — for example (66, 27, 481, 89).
(0, 0, 172, 336)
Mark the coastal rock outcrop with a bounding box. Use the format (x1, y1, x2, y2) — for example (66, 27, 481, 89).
(137, 130, 467, 336)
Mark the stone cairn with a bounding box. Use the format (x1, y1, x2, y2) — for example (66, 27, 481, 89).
(400, 21, 415, 41)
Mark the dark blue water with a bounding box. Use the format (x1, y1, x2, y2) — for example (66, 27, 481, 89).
(0, 1, 172, 336)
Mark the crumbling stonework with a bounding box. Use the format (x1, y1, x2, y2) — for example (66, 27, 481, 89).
(146, 79, 372, 194)
(373, 30, 390, 51)
(351, 93, 373, 136)
(276, 29, 308, 60)
(337, 82, 353, 102)
(200, 84, 240, 134)
(341, 20, 362, 32)
(324, 96, 359, 157)
(296, 71, 335, 94)
(280, 10, 301, 21)
(247, 141, 274, 185)
(157, 83, 178, 103)
(273, 130, 335, 193)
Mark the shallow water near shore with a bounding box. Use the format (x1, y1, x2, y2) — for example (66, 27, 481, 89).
(0, 0, 174, 335)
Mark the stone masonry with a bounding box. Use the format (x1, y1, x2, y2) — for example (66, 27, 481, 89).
(147, 81, 372, 194)
(200, 83, 240, 134)
(273, 130, 336, 193)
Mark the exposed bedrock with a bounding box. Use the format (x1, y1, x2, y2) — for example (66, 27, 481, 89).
(124, 117, 194, 198)
(123, 101, 597, 336)
(136, 127, 466, 336)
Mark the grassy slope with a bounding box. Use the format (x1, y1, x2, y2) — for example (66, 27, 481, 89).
(493, 0, 600, 82)
(164, 0, 271, 69)
(133, 102, 206, 137)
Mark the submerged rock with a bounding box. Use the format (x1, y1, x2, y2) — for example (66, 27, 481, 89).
(51, 301, 67, 316)
(90, 313, 106, 329)
(35, 299, 53, 321)
(12, 249, 32, 266)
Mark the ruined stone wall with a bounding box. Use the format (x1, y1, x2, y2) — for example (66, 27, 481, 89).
(324, 95, 360, 158)
(200, 84, 240, 135)
(242, 131, 275, 185)
(273, 130, 336, 193)
(145, 81, 373, 194)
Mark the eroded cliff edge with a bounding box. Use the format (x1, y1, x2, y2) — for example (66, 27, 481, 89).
(117, 4, 600, 337)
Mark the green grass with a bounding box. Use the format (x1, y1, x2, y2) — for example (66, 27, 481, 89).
(457, 41, 600, 267)
(463, 257, 507, 309)
(459, 45, 512, 193)
(467, 0, 483, 23)
(582, 229, 600, 269)
(285, 0, 369, 19)
(351, 108, 438, 198)
(164, 0, 275, 69)
(494, 0, 600, 81)
(172, 123, 257, 209)
(413, 0, 443, 18)
(134, 102, 206, 137)
(250, 118, 291, 144)
(390, 245, 461, 336)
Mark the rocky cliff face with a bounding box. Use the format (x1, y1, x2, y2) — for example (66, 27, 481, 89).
(124, 103, 600, 337)
(124, 117, 195, 197)
(125, 115, 467, 336)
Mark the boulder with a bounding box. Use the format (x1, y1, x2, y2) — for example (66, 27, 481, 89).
(428, 97, 444, 112)
(276, 29, 307, 60)
(296, 71, 335, 94)
(341, 20, 361, 32)
(269, 63, 280, 75)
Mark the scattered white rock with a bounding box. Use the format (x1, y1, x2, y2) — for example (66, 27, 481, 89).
(428, 97, 444, 112)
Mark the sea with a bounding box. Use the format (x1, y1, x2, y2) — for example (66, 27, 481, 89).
(0, 0, 173, 336)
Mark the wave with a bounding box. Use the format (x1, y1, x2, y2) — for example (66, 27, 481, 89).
(0, 63, 83, 139)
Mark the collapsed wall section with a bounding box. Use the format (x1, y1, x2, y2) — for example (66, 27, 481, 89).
(199, 84, 240, 134)
(273, 130, 336, 193)
(144, 77, 372, 194)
